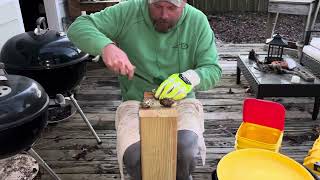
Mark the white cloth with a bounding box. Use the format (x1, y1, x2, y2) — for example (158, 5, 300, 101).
(303, 45, 320, 62)
(181, 70, 201, 87)
(310, 37, 320, 50)
(115, 98, 206, 180)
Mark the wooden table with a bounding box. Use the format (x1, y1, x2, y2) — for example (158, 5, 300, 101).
(266, 0, 320, 41)
(68, 0, 120, 20)
(237, 54, 320, 120)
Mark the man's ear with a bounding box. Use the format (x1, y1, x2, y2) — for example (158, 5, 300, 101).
(182, 0, 187, 5)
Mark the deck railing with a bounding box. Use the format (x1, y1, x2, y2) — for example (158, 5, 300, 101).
(188, 0, 269, 14)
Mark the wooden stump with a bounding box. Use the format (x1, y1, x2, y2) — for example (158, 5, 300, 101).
(139, 92, 178, 180)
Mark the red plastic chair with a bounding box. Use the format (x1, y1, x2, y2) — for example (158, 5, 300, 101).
(243, 98, 286, 131)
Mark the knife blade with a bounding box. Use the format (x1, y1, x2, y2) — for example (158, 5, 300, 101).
(133, 72, 163, 85)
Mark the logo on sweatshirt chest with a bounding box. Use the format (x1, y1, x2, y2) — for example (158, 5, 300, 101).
(173, 42, 189, 49)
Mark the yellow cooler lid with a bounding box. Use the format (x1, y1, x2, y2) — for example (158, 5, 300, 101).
(217, 149, 314, 180)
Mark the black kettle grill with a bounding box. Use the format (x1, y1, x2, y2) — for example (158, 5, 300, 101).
(0, 17, 102, 144)
(0, 17, 88, 97)
(0, 63, 61, 180)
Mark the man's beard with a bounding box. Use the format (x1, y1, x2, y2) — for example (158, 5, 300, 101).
(153, 19, 175, 33)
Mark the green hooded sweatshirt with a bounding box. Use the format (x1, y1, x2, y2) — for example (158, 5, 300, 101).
(67, 0, 222, 101)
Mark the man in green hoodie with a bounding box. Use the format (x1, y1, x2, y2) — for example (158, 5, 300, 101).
(67, 0, 221, 179)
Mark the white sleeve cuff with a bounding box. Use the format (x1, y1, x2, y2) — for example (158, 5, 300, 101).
(181, 70, 200, 87)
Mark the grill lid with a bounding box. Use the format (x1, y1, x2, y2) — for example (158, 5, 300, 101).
(0, 64, 49, 131)
(0, 17, 88, 70)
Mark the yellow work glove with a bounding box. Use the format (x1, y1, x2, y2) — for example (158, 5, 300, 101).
(155, 70, 200, 100)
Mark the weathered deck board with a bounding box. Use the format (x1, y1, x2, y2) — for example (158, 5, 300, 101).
(33, 43, 320, 180)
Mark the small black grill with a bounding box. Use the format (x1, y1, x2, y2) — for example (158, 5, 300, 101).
(0, 63, 61, 179)
(0, 18, 88, 97)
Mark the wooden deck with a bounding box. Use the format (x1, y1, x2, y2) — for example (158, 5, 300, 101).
(33, 43, 320, 179)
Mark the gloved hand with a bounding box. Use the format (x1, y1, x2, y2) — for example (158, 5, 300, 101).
(155, 70, 200, 100)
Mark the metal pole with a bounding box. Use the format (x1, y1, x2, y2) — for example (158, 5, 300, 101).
(311, 0, 320, 30)
(28, 148, 61, 180)
(304, 3, 314, 40)
(69, 94, 102, 144)
(271, 12, 279, 38)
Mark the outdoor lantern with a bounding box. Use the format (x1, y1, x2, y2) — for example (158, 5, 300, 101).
(265, 33, 288, 63)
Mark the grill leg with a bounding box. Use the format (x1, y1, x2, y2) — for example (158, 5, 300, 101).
(236, 66, 241, 84)
(69, 94, 102, 144)
(28, 148, 61, 180)
(312, 97, 320, 120)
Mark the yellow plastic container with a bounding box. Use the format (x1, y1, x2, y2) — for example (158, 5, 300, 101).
(235, 141, 281, 152)
(235, 122, 283, 152)
(236, 136, 282, 150)
(303, 136, 320, 176)
(218, 149, 315, 180)
(304, 155, 320, 163)
(303, 157, 320, 176)
(313, 138, 320, 149)
(308, 149, 320, 156)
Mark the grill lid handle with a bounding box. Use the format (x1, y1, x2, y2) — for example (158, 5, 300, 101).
(0, 62, 7, 78)
(0, 62, 11, 97)
(34, 17, 48, 36)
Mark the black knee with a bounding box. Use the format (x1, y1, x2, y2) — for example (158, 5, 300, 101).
(123, 141, 141, 180)
(177, 130, 199, 180)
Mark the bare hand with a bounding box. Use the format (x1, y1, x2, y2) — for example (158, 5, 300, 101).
(102, 44, 135, 80)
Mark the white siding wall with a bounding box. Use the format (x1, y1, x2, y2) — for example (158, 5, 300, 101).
(0, 0, 25, 51)
(44, 0, 67, 32)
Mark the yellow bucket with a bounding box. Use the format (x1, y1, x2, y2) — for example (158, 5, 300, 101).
(308, 149, 320, 156)
(217, 148, 315, 180)
(303, 136, 320, 176)
(235, 141, 281, 152)
(235, 136, 282, 150)
(235, 122, 283, 152)
(304, 155, 320, 163)
(313, 138, 320, 149)
(303, 156, 320, 176)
